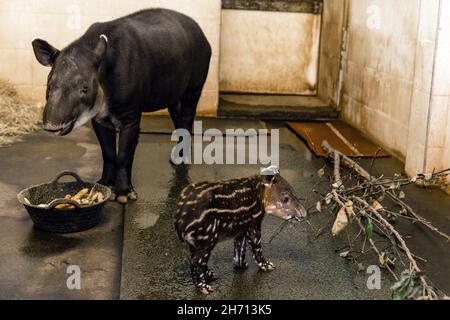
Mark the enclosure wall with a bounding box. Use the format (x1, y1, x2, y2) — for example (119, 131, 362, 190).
(0, 0, 221, 116)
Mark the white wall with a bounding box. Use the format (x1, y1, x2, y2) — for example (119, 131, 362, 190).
(318, 0, 345, 108)
(341, 0, 421, 160)
(320, 0, 449, 186)
(405, 0, 450, 175)
(0, 0, 221, 116)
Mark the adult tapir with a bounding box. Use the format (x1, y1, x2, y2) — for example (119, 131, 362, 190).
(32, 9, 212, 204)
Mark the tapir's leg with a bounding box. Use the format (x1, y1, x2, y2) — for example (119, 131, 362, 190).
(168, 102, 184, 130)
(168, 100, 195, 164)
(92, 119, 117, 187)
(204, 268, 217, 283)
(173, 87, 203, 133)
(126, 159, 138, 201)
(246, 228, 275, 272)
(115, 118, 140, 204)
(233, 234, 248, 269)
(189, 244, 215, 295)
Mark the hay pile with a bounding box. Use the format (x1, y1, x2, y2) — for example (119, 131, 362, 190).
(0, 80, 42, 146)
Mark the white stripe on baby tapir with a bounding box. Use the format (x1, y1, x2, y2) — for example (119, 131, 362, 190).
(185, 231, 196, 246)
(181, 182, 210, 198)
(196, 185, 223, 198)
(181, 182, 213, 199)
(182, 177, 256, 201)
(185, 201, 259, 231)
(196, 235, 210, 241)
(252, 211, 263, 218)
(214, 187, 252, 199)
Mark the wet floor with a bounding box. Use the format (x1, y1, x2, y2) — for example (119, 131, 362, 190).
(0, 116, 449, 300)
(0, 127, 123, 299)
(120, 123, 394, 300)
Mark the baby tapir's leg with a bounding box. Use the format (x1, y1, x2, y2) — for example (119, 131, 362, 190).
(246, 228, 275, 272)
(204, 268, 216, 283)
(189, 244, 215, 294)
(233, 234, 248, 269)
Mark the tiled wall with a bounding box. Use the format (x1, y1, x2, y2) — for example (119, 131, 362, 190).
(319, 0, 449, 181)
(407, 0, 450, 183)
(318, 0, 345, 108)
(340, 0, 421, 161)
(0, 0, 221, 116)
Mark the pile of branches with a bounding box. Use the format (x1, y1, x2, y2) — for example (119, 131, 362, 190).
(0, 80, 42, 146)
(314, 141, 449, 300)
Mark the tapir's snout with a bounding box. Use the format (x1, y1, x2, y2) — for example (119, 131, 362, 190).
(43, 120, 75, 136)
(289, 204, 308, 221)
(42, 97, 76, 136)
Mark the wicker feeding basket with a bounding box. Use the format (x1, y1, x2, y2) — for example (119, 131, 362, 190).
(17, 171, 111, 233)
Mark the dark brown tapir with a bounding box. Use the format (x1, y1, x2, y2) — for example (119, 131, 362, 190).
(32, 9, 212, 203)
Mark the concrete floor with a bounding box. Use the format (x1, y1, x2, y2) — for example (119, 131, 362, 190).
(0, 127, 123, 300)
(119, 132, 393, 300)
(0, 116, 449, 300)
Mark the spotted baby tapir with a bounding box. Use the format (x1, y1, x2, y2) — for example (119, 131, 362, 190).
(175, 166, 308, 295)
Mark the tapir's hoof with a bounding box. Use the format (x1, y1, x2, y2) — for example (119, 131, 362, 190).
(234, 262, 249, 270)
(108, 190, 117, 202)
(259, 261, 275, 272)
(103, 186, 116, 202)
(117, 195, 128, 205)
(200, 288, 210, 295)
(128, 190, 138, 201)
(198, 285, 214, 295)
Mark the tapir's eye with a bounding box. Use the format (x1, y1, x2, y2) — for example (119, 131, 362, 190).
(282, 196, 290, 204)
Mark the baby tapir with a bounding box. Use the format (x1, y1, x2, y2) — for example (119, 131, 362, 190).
(175, 166, 307, 294)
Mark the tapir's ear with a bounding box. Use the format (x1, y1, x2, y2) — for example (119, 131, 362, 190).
(261, 166, 280, 187)
(261, 175, 275, 187)
(32, 38, 60, 67)
(94, 35, 108, 66)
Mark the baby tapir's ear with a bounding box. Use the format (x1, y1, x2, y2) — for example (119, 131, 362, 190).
(261, 166, 280, 187)
(32, 38, 60, 67)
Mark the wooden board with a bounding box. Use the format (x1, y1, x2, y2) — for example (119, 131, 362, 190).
(287, 121, 390, 158)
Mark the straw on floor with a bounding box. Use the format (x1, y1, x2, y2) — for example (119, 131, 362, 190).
(0, 80, 42, 146)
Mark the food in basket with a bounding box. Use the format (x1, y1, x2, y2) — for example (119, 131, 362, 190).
(27, 188, 105, 210)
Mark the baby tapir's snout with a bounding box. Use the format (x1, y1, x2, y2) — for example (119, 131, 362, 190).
(175, 166, 307, 295)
